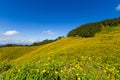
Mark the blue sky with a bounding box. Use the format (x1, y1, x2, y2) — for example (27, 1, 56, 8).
(0, 0, 120, 44)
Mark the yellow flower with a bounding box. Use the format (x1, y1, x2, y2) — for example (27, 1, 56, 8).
(77, 77, 81, 80)
(81, 56, 84, 59)
(42, 70, 46, 73)
(83, 73, 86, 76)
(47, 71, 49, 73)
(75, 64, 78, 68)
(60, 70, 63, 73)
(88, 57, 91, 60)
(71, 67, 75, 70)
(117, 70, 119, 73)
(55, 71, 58, 74)
(106, 67, 108, 70)
(76, 73, 79, 76)
(103, 69, 106, 73)
(48, 57, 50, 60)
(45, 63, 48, 66)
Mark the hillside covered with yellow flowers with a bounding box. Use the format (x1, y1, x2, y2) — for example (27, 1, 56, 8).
(0, 26, 120, 80)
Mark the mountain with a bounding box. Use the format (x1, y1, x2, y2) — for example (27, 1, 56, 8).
(0, 18, 120, 80)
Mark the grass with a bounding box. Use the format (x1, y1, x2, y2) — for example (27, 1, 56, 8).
(0, 46, 37, 61)
(0, 26, 120, 80)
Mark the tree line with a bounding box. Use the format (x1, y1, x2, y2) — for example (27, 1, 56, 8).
(67, 17, 120, 37)
(0, 36, 64, 47)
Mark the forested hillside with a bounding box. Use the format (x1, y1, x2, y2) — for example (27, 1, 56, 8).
(67, 17, 120, 37)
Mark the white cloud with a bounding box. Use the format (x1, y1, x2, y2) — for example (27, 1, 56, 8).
(44, 30, 55, 35)
(0, 39, 35, 45)
(3, 30, 19, 36)
(116, 4, 120, 11)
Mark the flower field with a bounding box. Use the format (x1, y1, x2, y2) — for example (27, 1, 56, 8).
(0, 26, 120, 80)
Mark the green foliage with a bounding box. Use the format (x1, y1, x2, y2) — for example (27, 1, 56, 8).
(32, 36, 64, 46)
(3, 44, 15, 47)
(32, 39, 56, 46)
(0, 44, 30, 48)
(0, 61, 12, 73)
(67, 17, 120, 37)
(101, 17, 120, 26)
(0, 56, 120, 80)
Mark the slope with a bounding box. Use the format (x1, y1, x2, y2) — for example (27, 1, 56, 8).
(0, 46, 38, 62)
(0, 26, 120, 80)
(13, 26, 120, 64)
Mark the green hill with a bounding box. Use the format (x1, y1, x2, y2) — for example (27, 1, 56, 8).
(0, 26, 120, 79)
(67, 17, 120, 37)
